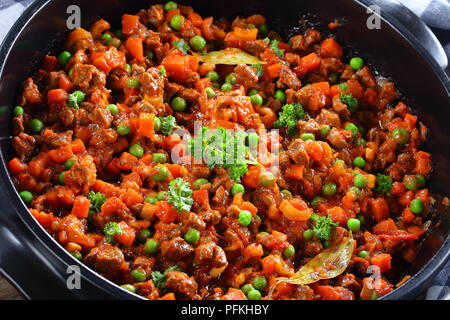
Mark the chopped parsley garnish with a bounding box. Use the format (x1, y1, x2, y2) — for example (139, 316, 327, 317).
(338, 83, 358, 113)
(159, 115, 179, 136)
(251, 63, 264, 77)
(310, 214, 338, 241)
(167, 178, 194, 212)
(103, 221, 122, 243)
(273, 103, 305, 136)
(172, 39, 190, 55)
(189, 127, 258, 183)
(151, 265, 182, 292)
(87, 191, 106, 213)
(263, 38, 284, 57)
(373, 173, 393, 196)
(160, 67, 166, 76)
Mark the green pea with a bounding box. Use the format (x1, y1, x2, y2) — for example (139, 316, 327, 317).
(250, 94, 263, 106)
(130, 268, 147, 282)
(238, 210, 252, 227)
(323, 182, 337, 196)
(258, 172, 275, 186)
(71, 251, 82, 260)
(349, 186, 361, 198)
(253, 276, 267, 290)
(259, 23, 269, 36)
(59, 171, 66, 185)
(170, 14, 185, 30)
(145, 50, 154, 60)
(358, 126, 366, 136)
(358, 250, 369, 258)
(355, 138, 366, 147)
(115, 29, 125, 40)
(68, 68, 73, 79)
(369, 292, 378, 300)
(68, 90, 85, 108)
(311, 196, 324, 208)
(64, 157, 77, 170)
(349, 57, 364, 70)
(206, 71, 220, 82)
(281, 189, 293, 200)
(129, 144, 144, 158)
(153, 117, 162, 132)
(144, 196, 158, 205)
(157, 191, 168, 201)
(274, 89, 286, 103)
(410, 198, 424, 214)
(185, 228, 200, 244)
(124, 63, 132, 76)
(137, 229, 151, 243)
(171, 96, 187, 112)
(300, 132, 315, 141)
(194, 178, 209, 190)
(144, 238, 159, 254)
(152, 164, 170, 181)
(248, 89, 259, 96)
(13, 106, 23, 117)
(303, 229, 314, 240)
(221, 82, 233, 92)
(247, 132, 259, 148)
(126, 78, 141, 89)
(416, 174, 426, 188)
(189, 35, 206, 51)
(354, 174, 368, 188)
(30, 119, 44, 133)
(121, 284, 136, 293)
(283, 245, 295, 259)
(164, 1, 177, 11)
(205, 87, 215, 98)
(231, 183, 245, 196)
(247, 289, 261, 300)
(334, 159, 345, 166)
(320, 125, 331, 138)
(225, 73, 236, 85)
(345, 123, 358, 137)
(100, 33, 112, 41)
(19, 190, 33, 204)
(353, 156, 366, 169)
(392, 128, 409, 145)
(58, 51, 72, 65)
(241, 284, 254, 295)
(107, 104, 119, 115)
(403, 175, 419, 191)
(152, 153, 167, 164)
(356, 214, 365, 224)
(347, 218, 361, 232)
(117, 124, 131, 136)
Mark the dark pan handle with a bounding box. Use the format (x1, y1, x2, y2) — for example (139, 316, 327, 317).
(363, 0, 448, 69)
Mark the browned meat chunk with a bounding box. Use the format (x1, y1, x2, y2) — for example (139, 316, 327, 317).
(287, 138, 310, 165)
(277, 67, 301, 90)
(12, 133, 35, 161)
(84, 244, 125, 276)
(160, 237, 194, 260)
(234, 64, 258, 89)
(165, 270, 198, 298)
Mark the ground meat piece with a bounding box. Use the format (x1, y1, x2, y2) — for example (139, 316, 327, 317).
(290, 29, 321, 52)
(141, 67, 165, 98)
(319, 58, 342, 78)
(89, 106, 113, 127)
(178, 87, 201, 103)
(179, 19, 197, 39)
(234, 64, 258, 89)
(242, 40, 268, 56)
(147, 4, 165, 28)
(84, 244, 125, 276)
(298, 119, 321, 136)
(327, 128, 349, 149)
(287, 138, 310, 165)
(316, 108, 341, 127)
(160, 237, 194, 260)
(65, 154, 97, 192)
(12, 114, 25, 135)
(165, 270, 198, 299)
(277, 67, 301, 90)
(71, 63, 106, 93)
(195, 242, 227, 268)
(22, 78, 42, 104)
(356, 66, 377, 88)
(41, 128, 73, 148)
(12, 133, 35, 161)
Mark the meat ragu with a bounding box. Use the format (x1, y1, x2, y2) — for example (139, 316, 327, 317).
(8, 1, 433, 300)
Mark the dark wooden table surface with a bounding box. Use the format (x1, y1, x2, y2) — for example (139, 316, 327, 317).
(0, 274, 23, 300)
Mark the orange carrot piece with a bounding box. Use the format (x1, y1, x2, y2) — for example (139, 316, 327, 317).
(71, 196, 90, 218)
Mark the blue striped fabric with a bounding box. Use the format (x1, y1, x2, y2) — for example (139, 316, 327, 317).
(0, 0, 449, 300)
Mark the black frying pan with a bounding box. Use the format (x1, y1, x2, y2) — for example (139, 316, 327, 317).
(0, 0, 449, 300)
